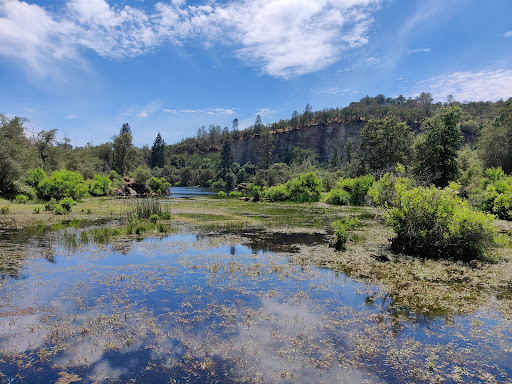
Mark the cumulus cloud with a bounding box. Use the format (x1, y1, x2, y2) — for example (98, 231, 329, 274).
(137, 112, 149, 118)
(0, 0, 382, 77)
(504, 31, 512, 38)
(415, 69, 512, 102)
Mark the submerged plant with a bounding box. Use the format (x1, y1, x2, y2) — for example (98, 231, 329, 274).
(331, 218, 359, 251)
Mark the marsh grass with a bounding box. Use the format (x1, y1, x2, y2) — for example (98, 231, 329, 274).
(127, 198, 171, 219)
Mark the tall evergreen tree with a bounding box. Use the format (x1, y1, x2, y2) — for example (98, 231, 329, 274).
(120, 123, 132, 135)
(258, 127, 275, 169)
(150, 132, 165, 169)
(254, 115, 263, 134)
(220, 133, 235, 174)
(113, 124, 135, 175)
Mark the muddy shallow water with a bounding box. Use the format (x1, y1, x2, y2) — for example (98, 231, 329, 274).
(0, 222, 511, 383)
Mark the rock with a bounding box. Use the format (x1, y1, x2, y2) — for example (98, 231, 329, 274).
(371, 254, 390, 262)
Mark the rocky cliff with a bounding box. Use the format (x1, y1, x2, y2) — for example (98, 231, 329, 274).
(234, 120, 365, 165)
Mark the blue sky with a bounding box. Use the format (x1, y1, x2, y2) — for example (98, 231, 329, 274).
(1, 0, 511, 147)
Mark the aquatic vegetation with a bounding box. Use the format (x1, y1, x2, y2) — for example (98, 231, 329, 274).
(331, 218, 359, 251)
(128, 198, 171, 219)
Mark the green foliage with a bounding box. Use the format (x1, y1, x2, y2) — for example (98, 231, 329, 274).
(38, 169, 88, 201)
(1, 206, 10, 214)
(325, 189, 351, 205)
(15, 194, 29, 204)
(333, 175, 375, 206)
(217, 191, 227, 198)
(265, 185, 289, 202)
(414, 107, 462, 187)
(150, 214, 160, 223)
(33, 207, 40, 214)
(360, 116, 413, 172)
(59, 197, 75, 212)
(88, 174, 112, 196)
(387, 186, 496, 261)
(26, 167, 47, 187)
(229, 191, 242, 199)
(470, 167, 512, 220)
(129, 198, 170, 219)
(331, 218, 359, 251)
(133, 166, 152, 185)
(53, 204, 67, 215)
(285, 172, 323, 202)
(45, 198, 58, 211)
(368, 168, 413, 208)
(148, 176, 171, 195)
(251, 185, 262, 201)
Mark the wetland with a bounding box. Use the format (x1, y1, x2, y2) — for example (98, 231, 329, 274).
(1, 194, 512, 383)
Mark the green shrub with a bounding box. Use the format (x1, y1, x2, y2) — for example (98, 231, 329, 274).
(325, 189, 351, 206)
(133, 166, 151, 184)
(368, 173, 413, 208)
(53, 205, 67, 215)
(265, 185, 289, 202)
(336, 175, 375, 206)
(251, 185, 262, 201)
(33, 207, 40, 214)
(89, 174, 112, 196)
(285, 172, 323, 202)
(229, 191, 242, 199)
(217, 191, 227, 198)
(470, 167, 512, 220)
(26, 167, 47, 187)
(45, 198, 58, 211)
(0, 206, 9, 215)
(148, 177, 171, 195)
(160, 211, 172, 220)
(15, 194, 29, 204)
(331, 218, 359, 251)
(59, 197, 75, 212)
(150, 214, 160, 223)
(388, 186, 496, 261)
(37, 169, 88, 201)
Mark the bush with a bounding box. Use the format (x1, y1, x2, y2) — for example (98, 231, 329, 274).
(331, 218, 359, 251)
(368, 173, 413, 208)
(285, 172, 323, 202)
(89, 174, 112, 196)
(148, 177, 171, 195)
(33, 207, 40, 214)
(217, 191, 227, 198)
(59, 197, 75, 212)
(251, 185, 262, 201)
(325, 189, 351, 206)
(470, 167, 512, 220)
(45, 198, 58, 211)
(37, 169, 88, 201)
(388, 186, 496, 261)
(265, 185, 289, 202)
(53, 204, 67, 215)
(150, 214, 160, 223)
(133, 166, 151, 184)
(0, 206, 9, 215)
(15, 194, 29, 204)
(336, 175, 375, 206)
(26, 167, 47, 187)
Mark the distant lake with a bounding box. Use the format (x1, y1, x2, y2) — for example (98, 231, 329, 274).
(167, 186, 219, 199)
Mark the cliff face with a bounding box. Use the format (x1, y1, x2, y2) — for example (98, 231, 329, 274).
(234, 120, 365, 165)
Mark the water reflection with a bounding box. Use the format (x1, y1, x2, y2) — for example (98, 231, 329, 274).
(0, 226, 511, 383)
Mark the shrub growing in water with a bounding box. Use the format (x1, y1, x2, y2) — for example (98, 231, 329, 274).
(331, 218, 359, 251)
(387, 186, 496, 261)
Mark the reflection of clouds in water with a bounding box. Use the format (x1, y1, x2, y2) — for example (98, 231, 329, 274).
(226, 297, 375, 383)
(89, 361, 127, 382)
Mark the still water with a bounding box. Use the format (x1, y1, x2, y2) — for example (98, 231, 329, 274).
(0, 222, 511, 383)
(167, 187, 220, 199)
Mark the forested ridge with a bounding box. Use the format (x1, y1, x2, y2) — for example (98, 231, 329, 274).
(1, 93, 511, 197)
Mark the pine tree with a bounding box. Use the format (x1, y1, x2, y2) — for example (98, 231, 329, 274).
(150, 133, 165, 169)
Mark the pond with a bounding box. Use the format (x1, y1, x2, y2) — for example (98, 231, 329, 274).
(0, 220, 511, 383)
(167, 187, 220, 199)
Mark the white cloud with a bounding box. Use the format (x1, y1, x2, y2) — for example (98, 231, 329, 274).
(315, 87, 353, 95)
(415, 69, 512, 102)
(65, 115, 80, 119)
(408, 48, 431, 53)
(0, 0, 382, 78)
(504, 31, 512, 38)
(137, 112, 149, 118)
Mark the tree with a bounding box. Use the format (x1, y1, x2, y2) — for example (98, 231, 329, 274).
(232, 118, 239, 132)
(34, 129, 58, 171)
(414, 106, 462, 187)
(258, 127, 275, 169)
(479, 99, 512, 173)
(303, 103, 313, 125)
(220, 133, 235, 174)
(112, 126, 136, 175)
(150, 132, 165, 169)
(254, 115, 263, 134)
(328, 147, 341, 169)
(120, 123, 132, 135)
(291, 110, 299, 128)
(360, 116, 413, 172)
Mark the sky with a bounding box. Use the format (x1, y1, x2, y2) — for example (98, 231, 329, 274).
(1, 0, 511, 147)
